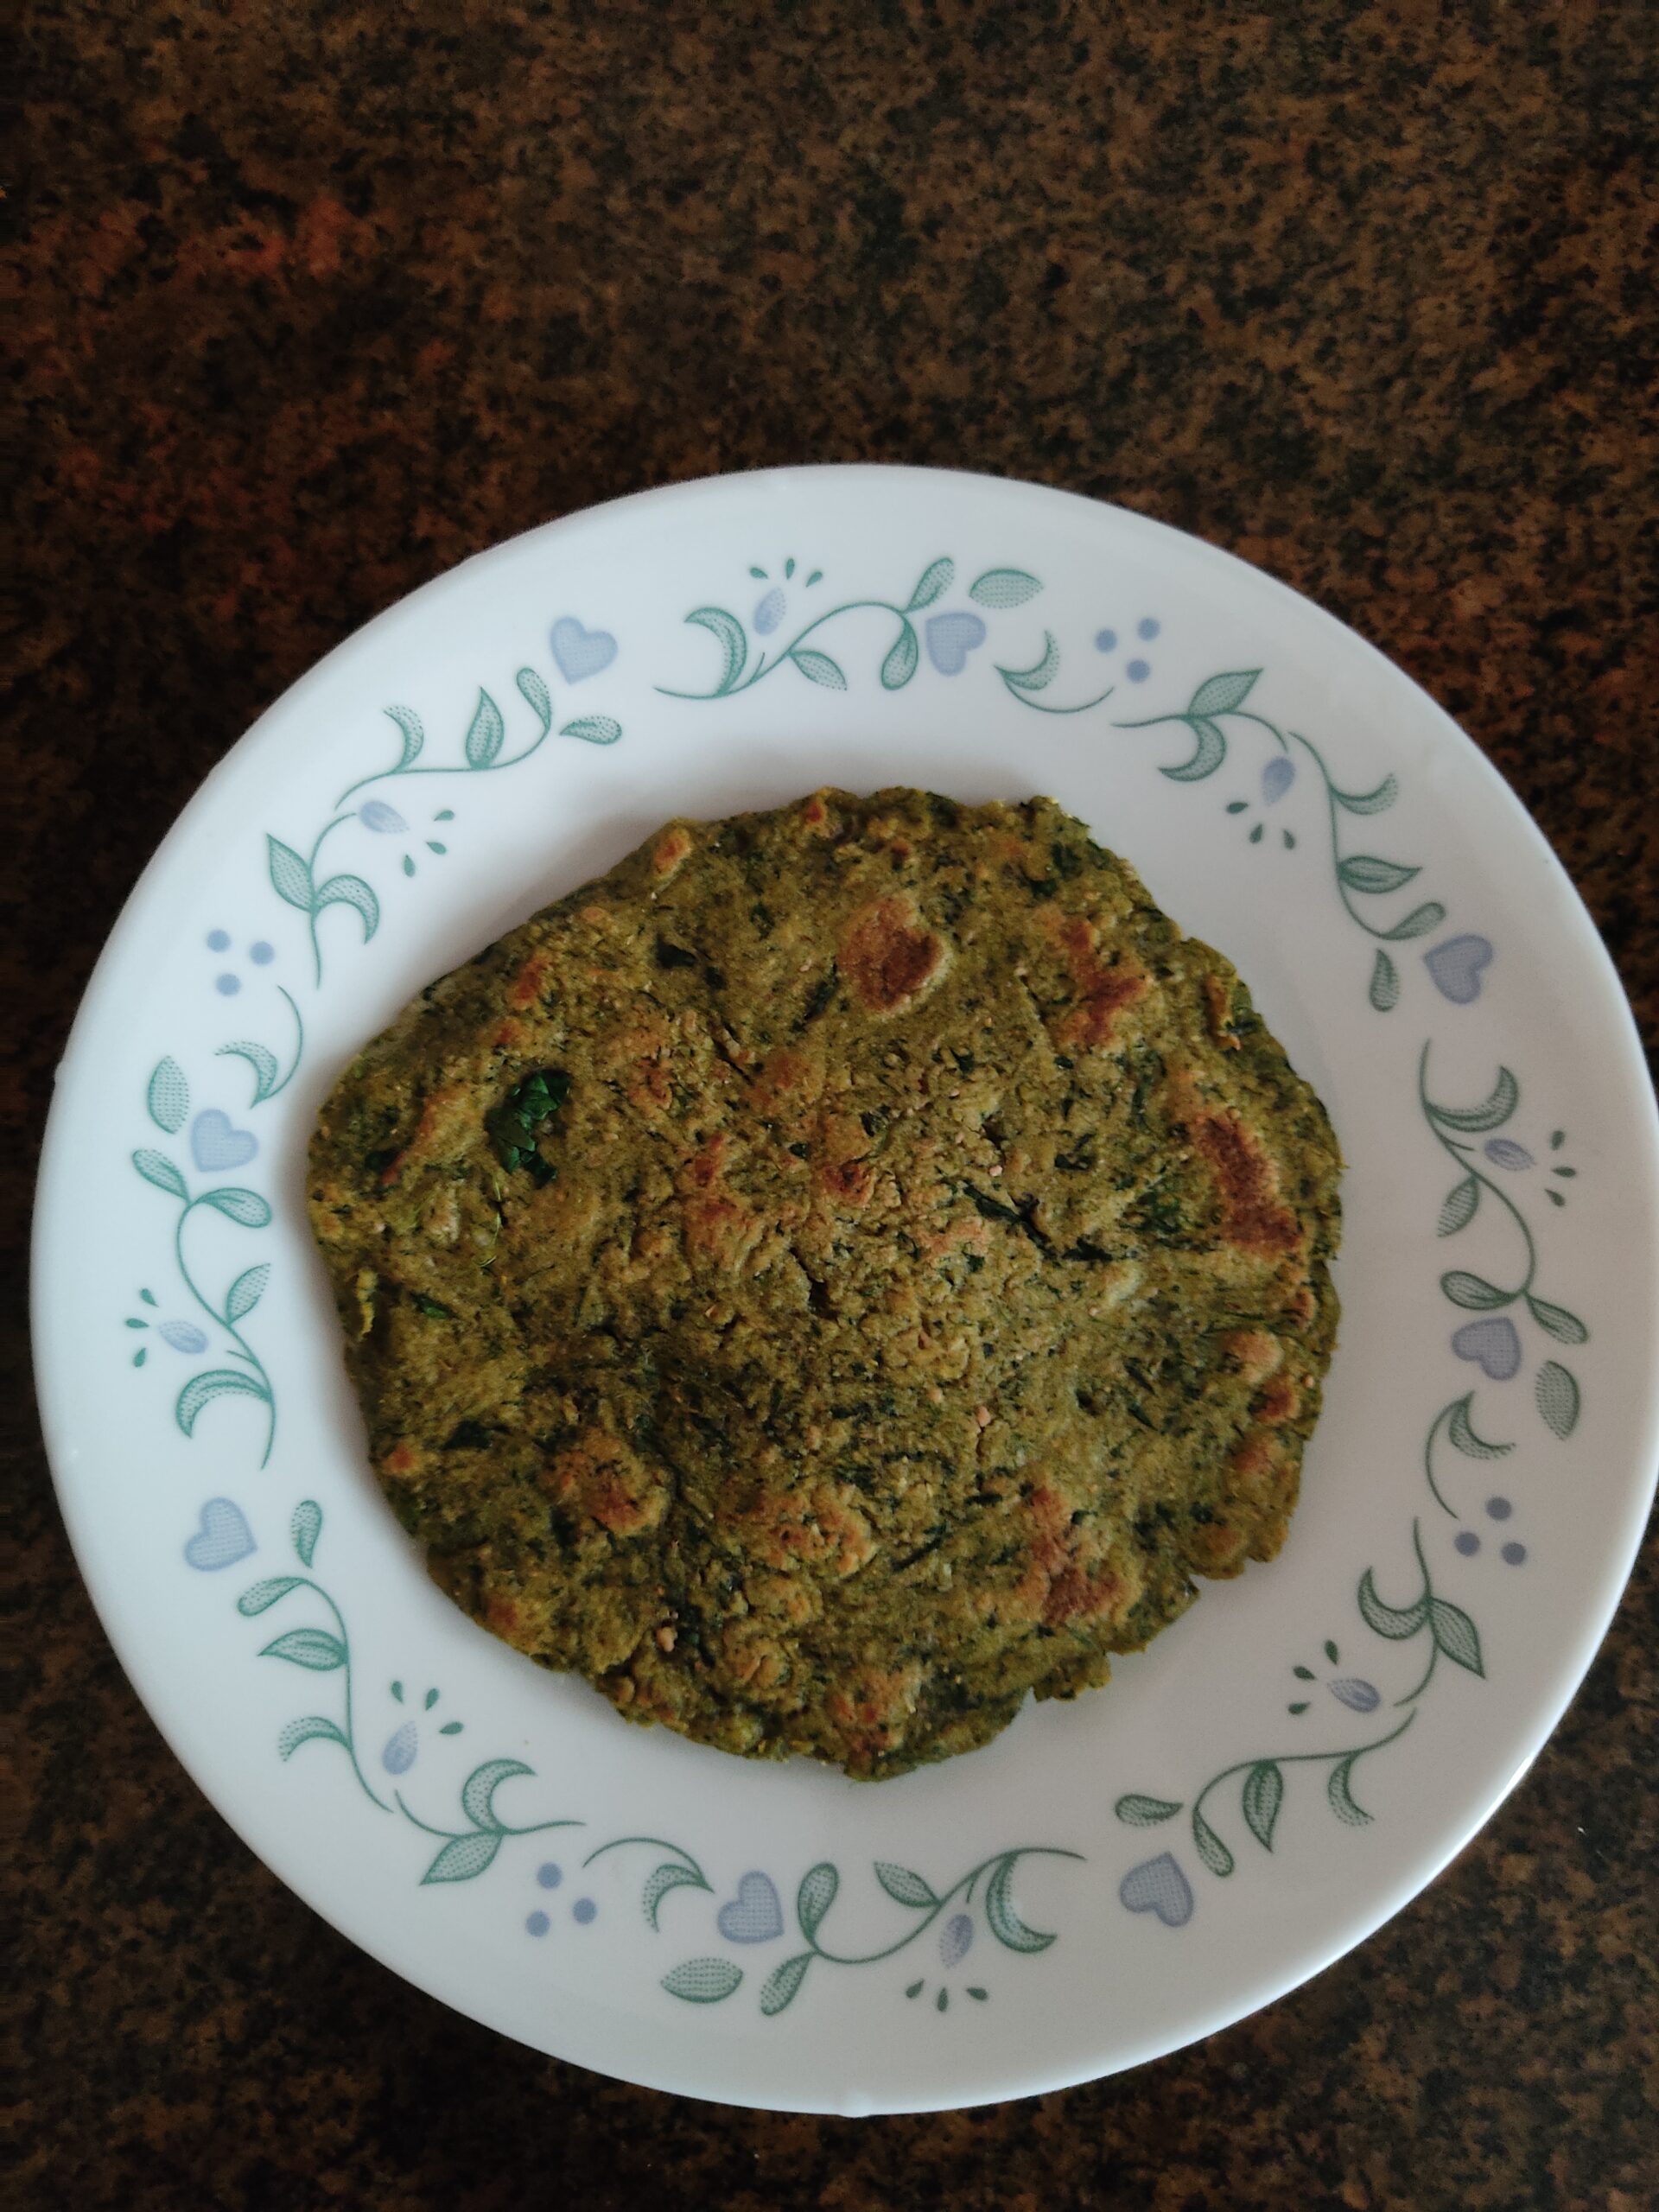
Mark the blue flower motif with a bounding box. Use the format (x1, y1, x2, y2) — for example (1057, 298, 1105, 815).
(159, 1320, 208, 1354)
(753, 588, 786, 636)
(359, 799, 409, 835)
(381, 1719, 418, 1774)
(1328, 1677, 1381, 1713)
(1484, 1138, 1534, 1172)
(939, 1912, 974, 1967)
(1261, 756, 1296, 805)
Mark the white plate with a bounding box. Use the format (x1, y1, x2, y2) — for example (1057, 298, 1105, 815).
(33, 466, 1659, 2114)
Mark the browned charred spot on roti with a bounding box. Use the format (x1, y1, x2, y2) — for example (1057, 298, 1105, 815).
(1174, 1079, 1302, 1257)
(509, 951, 552, 1009)
(652, 825, 694, 877)
(542, 1429, 668, 1537)
(1048, 913, 1147, 1048)
(1203, 971, 1240, 1048)
(838, 896, 946, 1014)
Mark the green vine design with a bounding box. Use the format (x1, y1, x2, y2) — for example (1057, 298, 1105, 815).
(658, 557, 1114, 714)
(137, 654, 625, 1470)
(1114, 669, 1445, 1010)
(658, 592, 1444, 1005)
(240, 1500, 583, 1874)
(582, 1835, 716, 1927)
(1421, 1392, 1513, 1517)
(217, 985, 305, 1108)
(134, 1058, 275, 1465)
(238, 1500, 384, 1804)
(1420, 1043, 1586, 1438)
(661, 1847, 1083, 2016)
(395, 1763, 583, 1885)
(269, 664, 620, 987)
(1116, 1521, 1481, 1874)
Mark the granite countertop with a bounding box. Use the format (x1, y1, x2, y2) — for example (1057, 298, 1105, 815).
(10, 2, 1656, 2205)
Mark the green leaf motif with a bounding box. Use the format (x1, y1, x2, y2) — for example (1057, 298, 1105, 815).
(237, 1576, 304, 1617)
(314, 874, 379, 943)
(905, 556, 955, 612)
(1429, 1598, 1484, 1676)
(1378, 900, 1446, 941)
(218, 1039, 280, 1104)
(685, 607, 747, 695)
(1327, 1754, 1372, 1827)
(881, 620, 920, 690)
(200, 1185, 273, 1228)
(1114, 1794, 1182, 1827)
(1437, 1177, 1480, 1237)
(277, 1714, 348, 1760)
(969, 567, 1042, 609)
(1191, 1807, 1235, 1879)
(267, 836, 315, 912)
(291, 1499, 322, 1567)
(422, 1830, 504, 1885)
(177, 1368, 268, 1435)
(1357, 1567, 1428, 1640)
(1447, 1394, 1512, 1460)
(226, 1263, 270, 1322)
(384, 703, 425, 769)
(760, 1952, 813, 2016)
(1188, 670, 1259, 718)
(515, 667, 553, 734)
(985, 1855, 1058, 1949)
(662, 1957, 744, 2005)
(1241, 1762, 1284, 1852)
(790, 647, 847, 690)
(642, 1863, 710, 1929)
(1441, 1270, 1510, 1311)
(1526, 1295, 1588, 1346)
(133, 1147, 188, 1200)
(560, 715, 622, 747)
(1429, 1067, 1518, 1133)
(999, 632, 1059, 694)
(260, 1626, 346, 1672)
(1331, 773, 1399, 816)
(1338, 855, 1421, 895)
(147, 1058, 189, 1135)
(1160, 717, 1227, 783)
(796, 1861, 838, 1942)
(874, 1862, 938, 1908)
(461, 1758, 534, 1832)
(1368, 950, 1401, 1012)
(1535, 1359, 1580, 1439)
(464, 689, 505, 769)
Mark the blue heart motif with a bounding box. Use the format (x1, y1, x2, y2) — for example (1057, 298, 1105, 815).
(191, 1109, 257, 1172)
(925, 612, 988, 676)
(184, 1497, 256, 1571)
(1424, 934, 1494, 1005)
(716, 1870, 785, 1943)
(1452, 1316, 1522, 1381)
(1118, 1853, 1194, 1928)
(550, 616, 618, 684)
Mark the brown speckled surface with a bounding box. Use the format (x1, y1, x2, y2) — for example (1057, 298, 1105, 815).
(8, 2, 1657, 2206)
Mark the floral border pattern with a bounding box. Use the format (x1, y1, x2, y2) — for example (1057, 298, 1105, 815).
(127, 550, 1591, 2018)
(656, 556, 1488, 1014)
(128, 639, 624, 1462)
